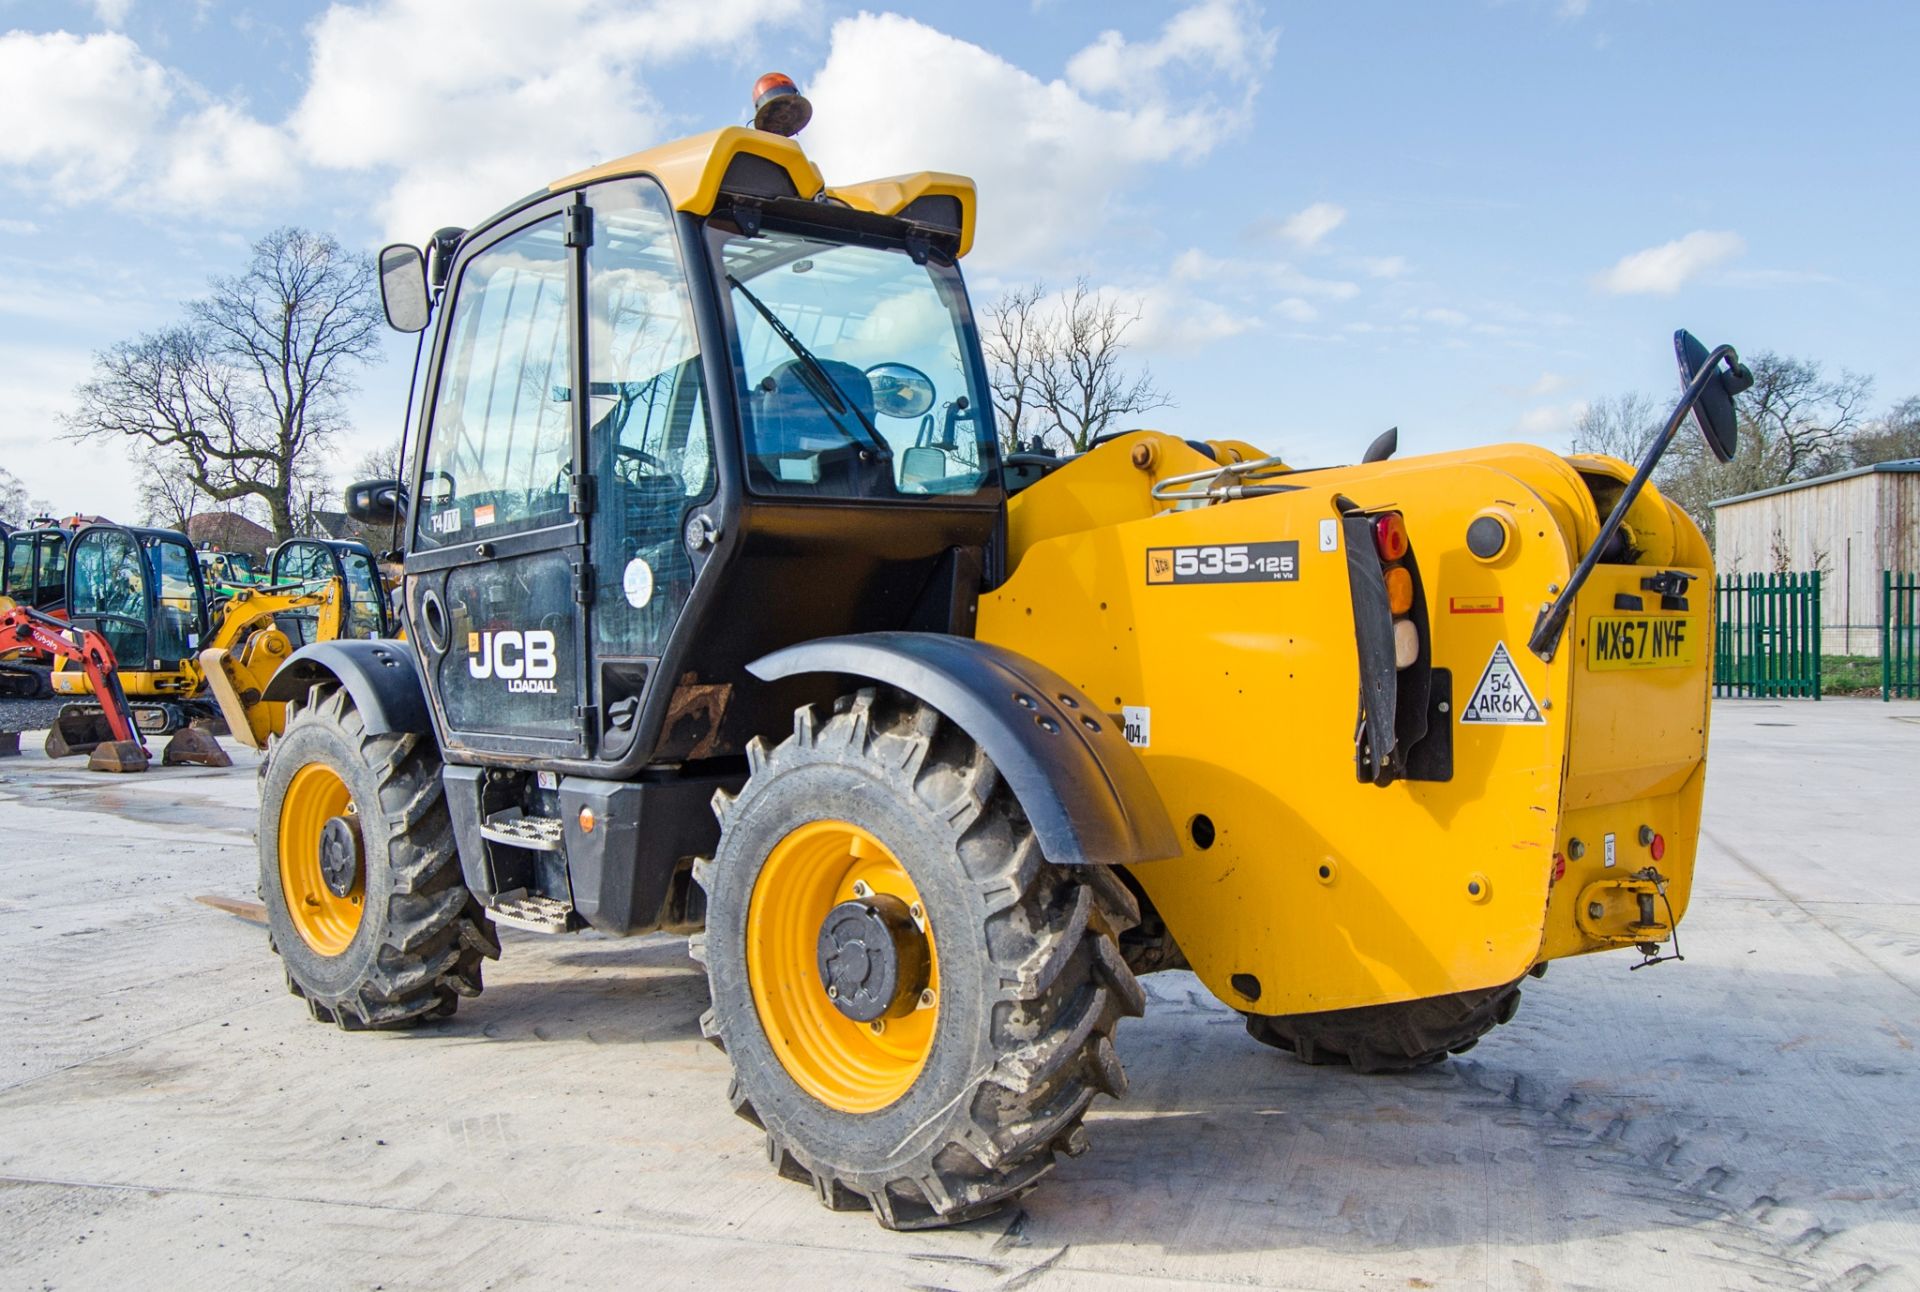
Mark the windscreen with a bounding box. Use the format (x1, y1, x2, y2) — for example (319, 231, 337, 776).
(713, 225, 994, 499)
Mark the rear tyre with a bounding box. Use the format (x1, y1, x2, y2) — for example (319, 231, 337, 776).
(260, 684, 498, 1029)
(1243, 979, 1525, 1074)
(694, 688, 1145, 1230)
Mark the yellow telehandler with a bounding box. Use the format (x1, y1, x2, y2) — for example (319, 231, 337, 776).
(251, 74, 1745, 1229)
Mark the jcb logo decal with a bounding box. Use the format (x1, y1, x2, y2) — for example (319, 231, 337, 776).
(467, 629, 559, 693)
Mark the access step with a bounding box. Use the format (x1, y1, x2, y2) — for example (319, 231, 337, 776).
(479, 810, 565, 852)
(486, 890, 574, 934)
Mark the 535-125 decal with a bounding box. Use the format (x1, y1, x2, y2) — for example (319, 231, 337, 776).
(1146, 541, 1299, 585)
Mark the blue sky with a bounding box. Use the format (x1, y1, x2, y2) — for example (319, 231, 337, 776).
(2, 0, 1916, 519)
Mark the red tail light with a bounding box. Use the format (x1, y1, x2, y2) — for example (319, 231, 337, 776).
(1373, 513, 1409, 562)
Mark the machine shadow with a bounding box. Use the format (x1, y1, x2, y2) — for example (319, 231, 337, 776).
(423, 933, 710, 1047)
(1006, 961, 1918, 1271)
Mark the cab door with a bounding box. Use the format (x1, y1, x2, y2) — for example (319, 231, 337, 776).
(403, 198, 590, 760)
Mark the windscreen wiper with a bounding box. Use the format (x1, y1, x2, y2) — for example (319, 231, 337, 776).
(726, 274, 890, 455)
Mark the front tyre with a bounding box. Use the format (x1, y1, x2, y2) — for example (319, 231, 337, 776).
(695, 688, 1145, 1230)
(260, 685, 498, 1029)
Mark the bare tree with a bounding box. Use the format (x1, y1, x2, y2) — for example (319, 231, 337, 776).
(983, 283, 1047, 453)
(983, 278, 1171, 455)
(1846, 394, 1920, 467)
(0, 466, 50, 527)
(64, 227, 384, 543)
(1570, 393, 1664, 462)
(135, 448, 205, 532)
(353, 439, 408, 482)
(1736, 351, 1873, 481)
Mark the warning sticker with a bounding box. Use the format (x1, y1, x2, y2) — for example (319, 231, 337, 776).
(1459, 642, 1545, 725)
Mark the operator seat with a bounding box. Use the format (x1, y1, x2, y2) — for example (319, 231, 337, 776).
(745, 359, 894, 497)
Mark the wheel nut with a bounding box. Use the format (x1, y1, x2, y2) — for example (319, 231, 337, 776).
(1588, 901, 1605, 920)
(851, 880, 871, 898)
(918, 989, 936, 1010)
(869, 1019, 886, 1034)
(826, 985, 838, 999)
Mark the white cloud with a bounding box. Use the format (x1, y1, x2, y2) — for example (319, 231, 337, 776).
(0, 219, 40, 236)
(1415, 306, 1468, 327)
(1515, 371, 1571, 398)
(290, 0, 811, 240)
(1515, 399, 1589, 442)
(1131, 283, 1255, 351)
(1267, 201, 1346, 249)
(1360, 255, 1407, 279)
(0, 31, 171, 193)
(92, 0, 135, 27)
(1173, 248, 1358, 302)
(0, 29, 294, 212)
(1558, 0, 1590, 17)
(1065, 0, 1275, 97)
(1595, 230, 1745, 296)
(1273, 297, 1316, 323)
(806, 4, 1274, 267)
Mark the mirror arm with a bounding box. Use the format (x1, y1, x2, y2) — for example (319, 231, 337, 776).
(1527, 344, 1736, 662)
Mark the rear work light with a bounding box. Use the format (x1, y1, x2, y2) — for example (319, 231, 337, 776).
(1372, 513, 1409, 562)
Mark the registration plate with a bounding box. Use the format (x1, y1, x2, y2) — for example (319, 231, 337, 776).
(1587, 615, 1696, 670)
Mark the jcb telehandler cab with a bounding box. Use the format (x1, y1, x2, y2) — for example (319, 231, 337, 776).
(256, 76, 1745, 1230)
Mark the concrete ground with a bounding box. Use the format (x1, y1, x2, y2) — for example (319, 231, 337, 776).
(1, 701, 1916, 1291)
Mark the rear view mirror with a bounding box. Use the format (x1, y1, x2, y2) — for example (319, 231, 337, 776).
(901, 445, 949, 490)
(345, 479, 405, 526)
(377, 244, 431, 333)
(1674, 329, 1749, 463)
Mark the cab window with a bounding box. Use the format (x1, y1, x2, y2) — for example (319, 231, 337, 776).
(712, 224, 994, 500)
(587, 180, 715, 658)
(69, 529, 149, 666)
(147, 537, 201, 663)
(3, 536, 30, 601)
(415, 217, 574, 550)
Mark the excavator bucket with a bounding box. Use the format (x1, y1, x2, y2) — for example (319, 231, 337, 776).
(46, 705, 119, 759)
(162, 725, 232, 768)
(87, 740, 151, 773)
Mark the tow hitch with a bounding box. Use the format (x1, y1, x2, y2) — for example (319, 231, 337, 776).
(1576, 866, 1685, 970)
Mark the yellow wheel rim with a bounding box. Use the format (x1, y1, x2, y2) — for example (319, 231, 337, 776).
(747, 820, 939, 1114)
(278, 762, 365, 956)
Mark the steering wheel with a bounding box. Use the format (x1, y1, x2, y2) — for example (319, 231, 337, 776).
(615, 446, 685, 491)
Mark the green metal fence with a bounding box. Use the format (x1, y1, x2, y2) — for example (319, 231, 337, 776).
(1885, 571, 1920, 700)
(1714, 571, 1822, 699)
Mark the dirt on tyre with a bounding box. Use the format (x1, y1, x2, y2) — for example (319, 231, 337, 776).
(694, 687, 1145, 1230)
(260, 684, 498, 1029)
(1243, 978, 1526, 1073)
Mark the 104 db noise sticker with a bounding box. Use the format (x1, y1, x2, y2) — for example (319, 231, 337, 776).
(1459, 642, 1545, 725)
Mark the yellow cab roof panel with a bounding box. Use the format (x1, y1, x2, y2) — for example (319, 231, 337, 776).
(547, 127, 975, 257)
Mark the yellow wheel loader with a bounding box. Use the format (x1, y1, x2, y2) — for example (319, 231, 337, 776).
(253, 75, 1746, 1229)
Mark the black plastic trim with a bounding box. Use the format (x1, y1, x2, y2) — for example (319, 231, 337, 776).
(559, 771, 744, 934)
(749, 632, 1181, 868)
(259, 639, 430, 736)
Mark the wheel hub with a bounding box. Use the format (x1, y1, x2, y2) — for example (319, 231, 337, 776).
(815, 894, 930, 1023)
(318, 815, 362, 899)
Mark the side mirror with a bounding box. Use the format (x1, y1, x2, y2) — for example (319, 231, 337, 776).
(377, 244, 431, 333)
(1674, 329, 1750, 464)
(345, 478, 406, 526)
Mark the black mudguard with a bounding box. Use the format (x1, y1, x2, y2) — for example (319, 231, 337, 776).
(260, 639, 429, 736)
(749, 632, 1181, 869)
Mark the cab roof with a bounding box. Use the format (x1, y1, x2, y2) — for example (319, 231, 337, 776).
(547, 126, 977, 258)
